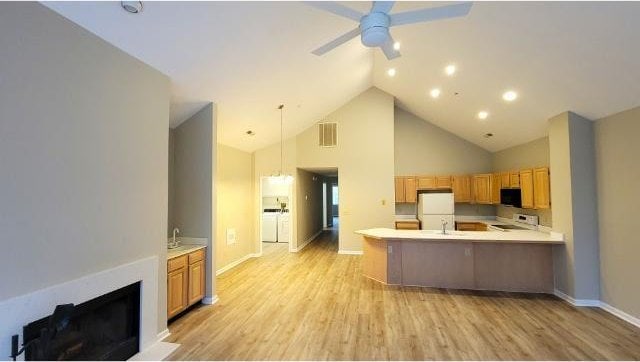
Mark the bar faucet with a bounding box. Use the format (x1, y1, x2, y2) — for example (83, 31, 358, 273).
(171, 227, 180, 248)
(441, 219, 448, 235)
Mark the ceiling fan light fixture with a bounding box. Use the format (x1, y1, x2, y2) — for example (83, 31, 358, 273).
(121, 1, 143, 14)
(360, 12, 391, 47)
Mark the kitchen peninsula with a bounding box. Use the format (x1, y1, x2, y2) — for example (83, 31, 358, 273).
(356, 227, 563, 293)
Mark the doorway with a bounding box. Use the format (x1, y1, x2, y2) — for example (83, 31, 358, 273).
(259, 176, 293, 255)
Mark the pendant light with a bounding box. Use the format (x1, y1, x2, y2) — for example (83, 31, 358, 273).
(270, 104, 293, 185)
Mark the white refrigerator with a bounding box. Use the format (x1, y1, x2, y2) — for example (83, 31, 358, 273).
(417, 193, 455, 230)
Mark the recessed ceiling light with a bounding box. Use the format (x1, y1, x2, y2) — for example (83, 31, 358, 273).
(121, 1, 143, 14)
(387, 68, 396, 77)
(430, 88, 441, 98)
(502, 90, 518, 101)
(478, 111, 489, 120)
(445, 64, 456, 76)
(393, 41, 401, 51)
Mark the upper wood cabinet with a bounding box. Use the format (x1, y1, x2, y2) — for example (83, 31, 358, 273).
(394, 177, 406, 203)
(533, 167, 550, 209)
(473, 174, 492, 204)
(520, 169, 534, 209)
(501, 172, 510, 188)
(395, 176, 417, 203)
(404, 177, 417, 203)
(435, 176, 452, 189)
(452, 175, 471, 203)
(491, 173, 501, 204)
(417, 176, 436, 190)
(510, 172, 520, 188)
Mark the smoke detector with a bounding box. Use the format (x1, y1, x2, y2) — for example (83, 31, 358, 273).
(121, 1, 143, 14)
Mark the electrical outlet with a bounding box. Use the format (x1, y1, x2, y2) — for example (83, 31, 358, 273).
(226, 228, 236, 245)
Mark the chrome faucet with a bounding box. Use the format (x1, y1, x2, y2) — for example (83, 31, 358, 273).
(441, 219, 448, 235)
(171, 227, 180, 248)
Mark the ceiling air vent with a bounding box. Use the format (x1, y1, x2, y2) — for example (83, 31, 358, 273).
(318, 122, 337, 147)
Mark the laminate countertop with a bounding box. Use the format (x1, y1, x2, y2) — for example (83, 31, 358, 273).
(356, 228, 564, 245)
(167, 244, 206, 259)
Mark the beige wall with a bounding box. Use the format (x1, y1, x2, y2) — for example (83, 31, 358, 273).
(394, 107, 495, 216)
(216, 144, 255, 270)
(296, 169, 324, 245)
(171, 104, 217, 299)
(492, 137, 553, 226)
(549, 112, 600, 300)
(395, 107, 493, 175)
(595, 106, 640, 319)
(296, 87, 396, 252)
(168, 130, 176, 236)
(254, 87, 395, 252)
(0, 2, 170, 333)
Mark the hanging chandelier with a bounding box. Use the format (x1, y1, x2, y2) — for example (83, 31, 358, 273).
(270, 104, 293, 185)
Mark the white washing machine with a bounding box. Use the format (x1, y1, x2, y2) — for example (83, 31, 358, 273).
(261, 212, 278, 242)
(277, 213, 290, 243)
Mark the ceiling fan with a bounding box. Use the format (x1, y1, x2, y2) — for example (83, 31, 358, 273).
(308, 1, 473, 60)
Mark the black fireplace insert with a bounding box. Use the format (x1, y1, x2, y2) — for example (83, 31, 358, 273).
(19, 281, 141, 361)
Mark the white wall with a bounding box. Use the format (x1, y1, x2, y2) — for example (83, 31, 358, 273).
(594, 106, 640, 320)
(0, 1, 170, 334)
(171, 104, 217, 299)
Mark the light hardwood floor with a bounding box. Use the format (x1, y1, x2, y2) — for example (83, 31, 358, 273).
(166, 230, 640, 360)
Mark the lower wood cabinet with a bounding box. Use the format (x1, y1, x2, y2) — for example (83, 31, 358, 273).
(167, 264, 188, 318)
(455, 222, 488, 231)
(395, 220, 420, 230)
(168, 248, 206, 319)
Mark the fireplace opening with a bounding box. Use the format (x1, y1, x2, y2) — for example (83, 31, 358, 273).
(21, 281, 141, 361)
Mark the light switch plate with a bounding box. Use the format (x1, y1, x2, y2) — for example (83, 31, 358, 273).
(226, 228, 236, 245)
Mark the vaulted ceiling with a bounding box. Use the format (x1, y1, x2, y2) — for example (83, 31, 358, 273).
(45, 1, 640, 152)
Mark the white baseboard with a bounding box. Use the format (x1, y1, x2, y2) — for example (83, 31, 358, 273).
(553, 289, 600, 307)
(156, 328, 170, 341)
(202, 295, 219, 305)
(129, 341, 179, 361)
(215, 253, 260, 276)
(600, 301, 640, 328)
(292, 230, 323, 252)
(338, 249, 363, 255)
